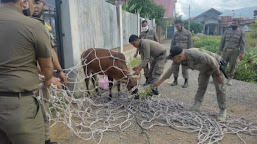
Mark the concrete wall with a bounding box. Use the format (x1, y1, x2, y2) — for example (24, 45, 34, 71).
(60, 0, 153, 68)
(122, 11, 138, 45)
(61, 0, 121, 67)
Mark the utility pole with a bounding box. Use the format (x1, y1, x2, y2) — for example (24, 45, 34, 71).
(188, 5, 191, 31)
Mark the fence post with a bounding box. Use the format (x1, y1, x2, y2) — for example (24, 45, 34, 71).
(118, 5, 123, 53)
(138, 13, 140, 36)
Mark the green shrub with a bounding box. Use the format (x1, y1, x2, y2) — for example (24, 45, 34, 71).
(193, 34, 257, 84)
(234, 48, 257, 83)
(193, 36, 220, 52)
(246, 32, 257, 48)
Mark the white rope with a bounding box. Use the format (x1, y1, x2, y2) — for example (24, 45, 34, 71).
(36, 48, 257, 144)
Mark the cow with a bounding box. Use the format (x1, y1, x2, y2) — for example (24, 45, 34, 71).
(81, 48, 138, 98)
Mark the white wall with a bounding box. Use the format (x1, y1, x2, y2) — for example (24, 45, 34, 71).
(61, 0, 149, 68)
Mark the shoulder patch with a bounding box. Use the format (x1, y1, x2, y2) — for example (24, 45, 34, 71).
(45, 22, 52, 31)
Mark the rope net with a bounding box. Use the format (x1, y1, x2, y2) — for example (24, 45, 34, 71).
(37, 49, 257, 144)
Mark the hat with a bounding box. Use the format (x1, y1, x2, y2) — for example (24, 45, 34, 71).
(167, 46, 183, 59)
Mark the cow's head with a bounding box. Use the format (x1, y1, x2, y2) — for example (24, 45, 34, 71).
(122, 76, 138, 95)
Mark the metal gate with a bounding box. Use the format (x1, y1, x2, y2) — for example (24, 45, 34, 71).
(167, 26, 175, 39)
(43, 0, 64, 68)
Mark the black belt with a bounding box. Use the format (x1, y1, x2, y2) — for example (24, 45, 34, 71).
(156, 50, 167, 58)
(0, 91, 34, 97)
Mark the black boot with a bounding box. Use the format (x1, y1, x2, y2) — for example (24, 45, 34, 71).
(45, 139, 58, 144)
(182, 79, 188, 88)
(143, 78, 150, 86)
(171, 77, 178, 86)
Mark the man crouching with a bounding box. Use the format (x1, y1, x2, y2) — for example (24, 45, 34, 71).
(154, 46, 227, 122)
(129, 35, 166, 95)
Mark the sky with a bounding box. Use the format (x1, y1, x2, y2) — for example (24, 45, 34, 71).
(176, 0, 257, 18)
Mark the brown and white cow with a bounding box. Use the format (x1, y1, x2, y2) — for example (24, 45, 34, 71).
(81, 48, 138, 98)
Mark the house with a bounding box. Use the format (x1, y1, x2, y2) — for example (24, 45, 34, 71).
(220, 16, 233, 34)
(220, 16, 253, 33)
(192, 8, 222, 35)
(154, 0, 177, 19)
(240, 19, 256, 32)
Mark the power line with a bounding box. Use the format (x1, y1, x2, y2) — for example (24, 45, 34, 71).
(188, 5, 191, 31)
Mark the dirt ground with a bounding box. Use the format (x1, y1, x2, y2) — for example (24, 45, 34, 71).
(50, 40, 257, 144)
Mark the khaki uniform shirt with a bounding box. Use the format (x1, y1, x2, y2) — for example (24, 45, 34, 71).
(0, 4, 52, 92)
(163, 48, 222, 79)
(139, 29, 158, 42)
(139, 39, 166, 68)
(171, 29, 193, 49)
(45, 22, 55, 48)
(34, 17, 55, 48)
(219, 28, 246, 54)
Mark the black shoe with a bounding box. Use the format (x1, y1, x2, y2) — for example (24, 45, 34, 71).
(151, 88, 159, 95)
(45, 139, 58, 144)
(182, 79, 188, 88)
(171, 77, 178, 86)
(134, 94, 140, 100)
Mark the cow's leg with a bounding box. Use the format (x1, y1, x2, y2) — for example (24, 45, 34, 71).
(91, 74, 98, 94)
(117, 81, 121, 92)
(108, 77, 113, 98)
(84, 69, 91, 96)
(117, 81, 122, 96)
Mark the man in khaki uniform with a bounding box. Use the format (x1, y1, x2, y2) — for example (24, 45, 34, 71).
(32, 1, 68, 144)
(139, 20, 159, 41)
(0, 0, 53, 143)
(130, 35, 166, 95)
(154, 46, 227, 122)
(217, 19, 245, 86)
(170, 19, 193, 88)
(134, 20, 159, 86)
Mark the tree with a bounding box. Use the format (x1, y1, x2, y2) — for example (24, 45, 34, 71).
(184, 21, 203, 34)
(126, 0, 165, 25)
(106, 0, 165, 25)
(174, 13, 182, 21)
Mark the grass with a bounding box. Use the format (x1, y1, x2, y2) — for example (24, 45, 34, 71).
(193, 32, 257, 84)
(130, 57, 141, 68)
(138, 87, 153, 101)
